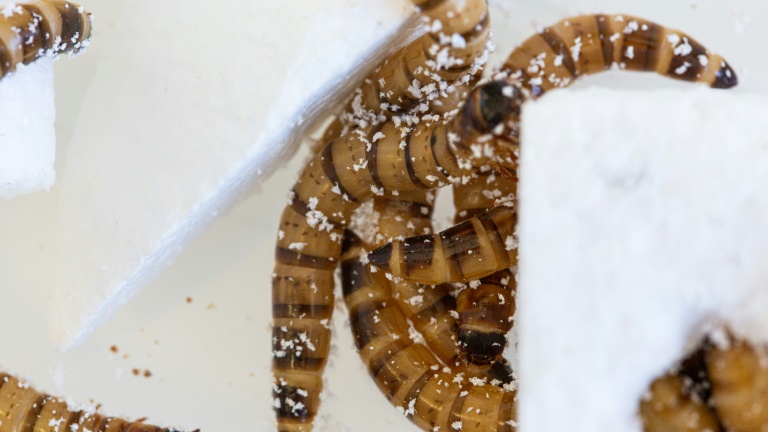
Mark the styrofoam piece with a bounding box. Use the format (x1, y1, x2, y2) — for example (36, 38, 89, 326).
(517, 88, 768, 432)
(52, 0, 414, 348)
(0, 59, 55, 199)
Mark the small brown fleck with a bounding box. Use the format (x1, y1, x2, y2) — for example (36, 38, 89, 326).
(143, 370, 152, 378)
(132, 368, 140, 376)
(186, 297, 193, 303)
(109, 345, 118, 354)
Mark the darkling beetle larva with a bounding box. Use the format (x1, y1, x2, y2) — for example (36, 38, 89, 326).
(0, 372, 191, 432)
(0, 0, 92, 80)
(273, 7, 741, 432)
(368, 13, 737, 284)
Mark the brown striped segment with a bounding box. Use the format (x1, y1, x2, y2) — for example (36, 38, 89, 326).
(0, 375, 46, 432)
(502, 13, 738, 98)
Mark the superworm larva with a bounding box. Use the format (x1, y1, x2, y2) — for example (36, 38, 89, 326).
(331, 0, 490, 133)
(0, 0, 91, 80)
(498, 13, 737, 97)
(707, 338, 768, 432)
(341, 232, 517, 432)
(272, 80, 517, 431)
(368, 13, 737, 286)
(0, 372, 186, 432)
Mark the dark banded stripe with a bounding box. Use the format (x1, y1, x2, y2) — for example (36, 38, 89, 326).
(275, 247, 336, 271)
(273, 385, 313, 421)
(272, 303, 332, 320)
(414, 0, 447, 12)
(320, 141, 358, 203)
(447, 387, 469, 429)
(401, 234, 436, 276)
(401, 53, 421, 104)
(595, 14, 615, 68)
(289, 188, 311, 218)
(54, 2, 81, 47)
(403, 368, 436, 420)
(366, 124, 385, 189)
(538, 28, 578, 78)
(370, 338, 412, 377)
(478, 211, 506, 252)
(666, 37, 707, 82)
(430, 130, 452, 180)
(459, 329, 507, 363)
(341, 259, 371, 297)
(273, 355, 325, 372)
(643, 23, 663, 72)
(0, 38, 11, 73)
(349, 302, 391, 348)
(412, 294, 456, 324)
(367, 242, 392, 272)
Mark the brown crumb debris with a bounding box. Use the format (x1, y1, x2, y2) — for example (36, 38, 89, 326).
(109, 345, 118, 354)
(186, 297, 193, 303)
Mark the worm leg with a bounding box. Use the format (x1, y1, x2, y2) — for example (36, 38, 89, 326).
(0, 372, 190, 432)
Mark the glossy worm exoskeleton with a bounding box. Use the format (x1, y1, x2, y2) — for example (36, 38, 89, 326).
(367, 13, 737, 285)
(341, 232, 517, 432)
(355, 188, 515, 381)
(272, 80, 517, 431)
(324, 0, 490, 140)
(0, 372, 187, 432)
(0, 0, 91, 80)
(452, 174, 517, 366)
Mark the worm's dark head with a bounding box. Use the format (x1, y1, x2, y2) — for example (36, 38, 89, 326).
(461, 81, 522, 138)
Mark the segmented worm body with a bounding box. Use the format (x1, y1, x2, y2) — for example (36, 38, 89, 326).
(0, 0, 91, 80)
(368, 13, 737, 285)
(331, 0, 490, 134)
(272, 80, 518, 431)
(452, 174, 517, 366)
(0, 373, 184, 432)
(274, 11, 741, 432)
(341, 233, 517, 432)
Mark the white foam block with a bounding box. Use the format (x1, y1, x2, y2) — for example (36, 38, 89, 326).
(517, 88, 768, 432)
(52, 0, 413, 348)
(0, 59, 55, 199)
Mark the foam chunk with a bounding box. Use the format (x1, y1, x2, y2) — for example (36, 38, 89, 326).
(517, 88, 768, 432)
(0, 59, 55, 199)
(51, 0, 413, 348)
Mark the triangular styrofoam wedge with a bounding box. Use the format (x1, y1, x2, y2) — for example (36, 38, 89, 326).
(52, 0, 414, 348)
(0, 59, 55, 199)
(517, 88, 768, 431)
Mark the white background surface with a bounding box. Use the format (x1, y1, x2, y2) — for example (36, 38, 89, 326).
(1, 0, 767, 431)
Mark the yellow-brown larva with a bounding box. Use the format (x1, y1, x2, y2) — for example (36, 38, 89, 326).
(368, 13, 738, 286)
(0, 372, 189, 432)
(707, 338, 768, 432)
(330, 0, 490, 132)
(340, 232, 517, 432)
(0, 0, 91, 80)
(271, 80, 518, 431)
